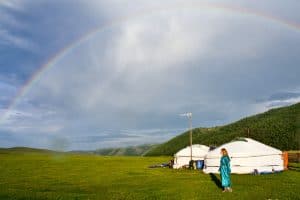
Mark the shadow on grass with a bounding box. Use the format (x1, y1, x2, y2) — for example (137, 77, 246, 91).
(209, 173, 222, 189)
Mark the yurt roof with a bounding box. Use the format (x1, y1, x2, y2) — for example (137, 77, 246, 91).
(175, 144, 209, 157)
(206, 138, 282, 158)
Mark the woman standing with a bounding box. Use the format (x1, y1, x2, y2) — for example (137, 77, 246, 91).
(219, 148, 232, 192)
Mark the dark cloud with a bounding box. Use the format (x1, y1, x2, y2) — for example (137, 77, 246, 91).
(268, 92, 300, 101)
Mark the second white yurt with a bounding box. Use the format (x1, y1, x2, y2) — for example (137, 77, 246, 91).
(203, 138, 284, 174)
(173, 144, 209, 169)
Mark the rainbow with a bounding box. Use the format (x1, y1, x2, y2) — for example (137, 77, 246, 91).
(1, 2, 300, 123)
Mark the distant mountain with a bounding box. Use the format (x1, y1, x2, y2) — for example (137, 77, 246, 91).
(146, 102, 300, 156)
(0, 145, 158, 156)
(93, 144, 158, 156)
(0, 147, 57, 154)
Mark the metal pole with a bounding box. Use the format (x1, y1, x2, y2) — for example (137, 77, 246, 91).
(180, 112, 193, 164)
(189, 113, 193, 161)
(247, 128, 250, 138)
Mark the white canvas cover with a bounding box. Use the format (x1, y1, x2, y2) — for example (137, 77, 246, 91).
(203, 138, 284, 174)
(173, 144, 209, 169)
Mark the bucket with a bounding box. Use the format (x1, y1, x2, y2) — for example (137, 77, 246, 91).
(196, 160, 204, 169)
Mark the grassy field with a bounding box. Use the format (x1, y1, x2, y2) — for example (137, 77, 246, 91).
(0, 151, 299, 200)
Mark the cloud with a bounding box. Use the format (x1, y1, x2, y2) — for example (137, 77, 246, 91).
(268, 92, 300, 101)
(0, 1, 37, 51)
(70, 128, 185, 150)
(255, 91, 300, 109)
(0, 29, 36, 50)
(0, 0, 24, 11)
(0, 80, 18, 111)
(265, 98, 300, 108)
(1, 0, 300, 150)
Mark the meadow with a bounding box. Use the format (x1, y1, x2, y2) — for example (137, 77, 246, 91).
(0, 151, 299, 200)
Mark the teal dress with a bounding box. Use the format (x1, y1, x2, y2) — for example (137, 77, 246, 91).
(219, 155, 231, 188)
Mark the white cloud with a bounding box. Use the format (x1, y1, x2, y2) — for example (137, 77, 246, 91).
(0, 29, 36, 50)
(0, 0, 37, 51)
(264, 97, 300, 109)
(0, 0, 23, 10)
(70, 128, 185, 150)
(113, 15, 208, 72)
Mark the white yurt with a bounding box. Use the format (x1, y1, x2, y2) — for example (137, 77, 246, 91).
(203, 138, 284, 174)
(173, 144, 209, 169)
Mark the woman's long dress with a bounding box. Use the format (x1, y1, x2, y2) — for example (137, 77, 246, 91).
(220, 155, 231, 188)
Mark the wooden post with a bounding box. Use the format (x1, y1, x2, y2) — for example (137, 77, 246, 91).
(282, 151, 288, 170)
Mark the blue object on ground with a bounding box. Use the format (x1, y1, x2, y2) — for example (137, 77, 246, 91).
(196, 160, 204, 169)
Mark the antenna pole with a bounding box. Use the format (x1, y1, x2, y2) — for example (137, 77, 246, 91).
(247, 128, 250, 138)
(189, 113, 193, 161)
(180, 113, 193, 163)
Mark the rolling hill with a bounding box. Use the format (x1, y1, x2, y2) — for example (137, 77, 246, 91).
(0, 145, 157, 157)
(0, 147, 57, 154)
(68, 144, 158, 156)
(92, 144, 157, 156)
(146, 102, 300, 156)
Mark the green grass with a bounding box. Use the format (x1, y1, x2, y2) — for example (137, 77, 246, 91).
(146, 102, 300, 156)
(288, 163, 300, 171)
(0, 151, 299, 200)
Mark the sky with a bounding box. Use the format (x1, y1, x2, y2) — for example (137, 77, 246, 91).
(0, 0, 300, 150)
